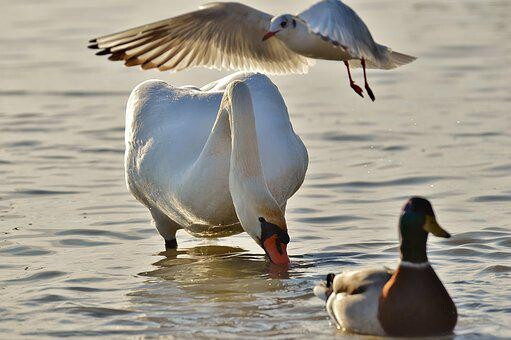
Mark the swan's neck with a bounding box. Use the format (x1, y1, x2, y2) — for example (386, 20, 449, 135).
(228, 90, 264, 185)
(218, 81, 286, 241)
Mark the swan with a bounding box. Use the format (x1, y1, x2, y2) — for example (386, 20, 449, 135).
(314, 197, 457, 336)
(125, 72, 308, 264)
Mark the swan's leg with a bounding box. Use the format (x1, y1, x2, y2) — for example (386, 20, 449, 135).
(165, 239, 177, 249)
(344, 60, 364, 98)
(149, 207, 181, 249)
(361, 58, 375, 102)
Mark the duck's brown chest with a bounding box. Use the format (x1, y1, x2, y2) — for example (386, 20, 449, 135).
(377, 265, 457, 336)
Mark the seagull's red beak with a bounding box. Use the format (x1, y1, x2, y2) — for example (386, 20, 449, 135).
(262, 31, 277, 41)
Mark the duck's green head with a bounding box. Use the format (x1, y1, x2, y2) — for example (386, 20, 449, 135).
(399, 197, 450, 263)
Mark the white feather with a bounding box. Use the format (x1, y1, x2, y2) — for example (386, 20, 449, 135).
(91, 3, 313, 74)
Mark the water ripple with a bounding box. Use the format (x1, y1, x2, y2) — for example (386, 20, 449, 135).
(311, 176, 451, 189)
(6, 271, 66, 283)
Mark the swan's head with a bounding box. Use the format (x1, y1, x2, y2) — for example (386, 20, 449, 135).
(230, 192, 290, 265)
(262, 14, 297, 41)
(258, 216, 290, 265)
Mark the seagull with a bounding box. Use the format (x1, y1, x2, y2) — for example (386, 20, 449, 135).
(88, 1, 416, 101)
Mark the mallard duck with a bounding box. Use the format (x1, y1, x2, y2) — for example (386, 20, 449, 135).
(314, 197, 457, 336)
(125, 72, 308, 264)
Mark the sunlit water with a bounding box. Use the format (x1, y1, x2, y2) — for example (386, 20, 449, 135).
(1, 0, 510, 338)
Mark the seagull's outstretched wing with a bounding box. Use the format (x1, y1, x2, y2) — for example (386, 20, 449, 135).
(299, 0, 416, 69)
(89, 2, 314, 74)
(299, 0, 381, 63)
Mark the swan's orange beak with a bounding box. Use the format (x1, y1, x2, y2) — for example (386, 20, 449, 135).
(262, 31, 277, 41)
(259, 216, 290, 265)
(262, 234, 289, 265)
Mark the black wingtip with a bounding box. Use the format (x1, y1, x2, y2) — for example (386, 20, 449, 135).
(88, 43, 99, 49)
(108, 52, 125, 61)
(89, 38, 97, 43)
(95, 49, 111, 56)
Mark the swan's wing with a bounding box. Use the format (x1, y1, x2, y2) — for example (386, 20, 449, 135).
(298, 0, 380, 62)
(89, 2, 313, 74)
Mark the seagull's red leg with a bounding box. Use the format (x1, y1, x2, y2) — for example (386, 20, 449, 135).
(344, 60, 363, 98)
(361, 58, 375, 102)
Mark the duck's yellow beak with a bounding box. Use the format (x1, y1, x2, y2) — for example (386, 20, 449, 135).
(423, 215, 451, 238)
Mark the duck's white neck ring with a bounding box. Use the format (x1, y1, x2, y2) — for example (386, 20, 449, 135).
(399, 260, 430, 269)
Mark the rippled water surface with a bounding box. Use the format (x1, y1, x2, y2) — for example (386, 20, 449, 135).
(1, 0, 510, 338)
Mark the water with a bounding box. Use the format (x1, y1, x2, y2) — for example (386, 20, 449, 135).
(1, 0, 510, 338)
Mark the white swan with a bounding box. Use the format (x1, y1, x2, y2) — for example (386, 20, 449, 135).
(125, 72, 308, 264)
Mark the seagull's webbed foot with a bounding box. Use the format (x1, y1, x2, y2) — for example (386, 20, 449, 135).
(350, 82, 364, 98)
(361, 58, 375, 102)
(344, 60, 364, 99)
(365, 83, 375, 101)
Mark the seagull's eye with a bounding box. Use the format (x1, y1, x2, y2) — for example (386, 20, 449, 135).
(280, 21, 287, 28)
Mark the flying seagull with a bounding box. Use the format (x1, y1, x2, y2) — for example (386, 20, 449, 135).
(88, 1, 416, 101)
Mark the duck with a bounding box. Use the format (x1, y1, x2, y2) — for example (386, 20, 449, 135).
(125, 72, 308, 265)
(314, 197, 457, 336)
(88, 1, 416, 101)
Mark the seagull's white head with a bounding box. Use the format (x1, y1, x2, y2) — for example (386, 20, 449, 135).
(262, 14, 297, 41)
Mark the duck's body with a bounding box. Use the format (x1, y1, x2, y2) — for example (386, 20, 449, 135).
(378, 262, 458, 336)
(319, 268, 391, 336)
(125, 72, 308, 263)
(314, 197, 457, 336)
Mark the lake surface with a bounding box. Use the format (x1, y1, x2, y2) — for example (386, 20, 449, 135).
(1, 0, 510, 338)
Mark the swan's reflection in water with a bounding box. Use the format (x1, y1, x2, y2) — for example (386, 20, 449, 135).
(129, 246, 324, 336)
(141, 246, 290, 297)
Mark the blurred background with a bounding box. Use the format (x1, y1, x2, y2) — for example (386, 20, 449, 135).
(1, 0, 510, 338)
